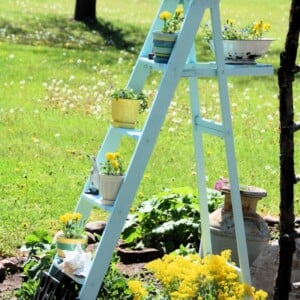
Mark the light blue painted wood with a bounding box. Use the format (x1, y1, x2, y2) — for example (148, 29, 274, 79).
(47, 0, 274, 298)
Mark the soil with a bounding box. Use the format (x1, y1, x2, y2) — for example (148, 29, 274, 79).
(0, 259, 146, 299)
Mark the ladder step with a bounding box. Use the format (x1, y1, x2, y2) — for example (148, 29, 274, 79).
(138, 57, 273, 77)
(112, 127, 142, 140)
(81, 192, 114, 212)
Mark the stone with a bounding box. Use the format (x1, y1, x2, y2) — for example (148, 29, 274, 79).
(85, 221, 106, 236)
(251, 239, 300, 299)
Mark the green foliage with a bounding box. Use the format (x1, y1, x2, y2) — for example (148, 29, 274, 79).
(16, 231, 133, 299)
(121, 187, 223, 253)
(15, 231, 56, 299)
(97, 255, 133, 300)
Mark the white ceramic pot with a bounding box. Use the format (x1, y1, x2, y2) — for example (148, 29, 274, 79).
(99, 174, 124, 206)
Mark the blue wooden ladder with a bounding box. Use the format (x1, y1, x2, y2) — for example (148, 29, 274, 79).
(43, 0, 273, 299)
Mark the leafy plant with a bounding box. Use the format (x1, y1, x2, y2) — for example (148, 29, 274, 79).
(15, 230, 56, 300)
(97, 254, 133, 300)
(203, 19, 271, 40)
(121, 187, 224, 254)
(159, 5, 184, 34)
(110, 88, 148, 112)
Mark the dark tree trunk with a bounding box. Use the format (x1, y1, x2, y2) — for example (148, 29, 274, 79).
(274, 0, 300, 299)
(74, 0, 97, 23)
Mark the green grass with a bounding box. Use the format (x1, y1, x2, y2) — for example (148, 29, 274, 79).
(0, 0, 299, 256)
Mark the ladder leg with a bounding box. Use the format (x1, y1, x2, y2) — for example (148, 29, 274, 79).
(189, 77, 212, 255)
(210, 4, 251, 284)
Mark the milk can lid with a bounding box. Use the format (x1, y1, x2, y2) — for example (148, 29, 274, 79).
(220, 183, 267, 198)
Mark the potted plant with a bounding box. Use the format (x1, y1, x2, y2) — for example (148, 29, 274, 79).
(56, 212, 87, 257)
(152, 5, 184, 63)
(99, 151, 125, 206)
(110, 88, 148, 129)
(204, 19, 274, 64)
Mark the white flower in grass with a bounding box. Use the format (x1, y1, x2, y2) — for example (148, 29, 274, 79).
(54, 133, 60, 138)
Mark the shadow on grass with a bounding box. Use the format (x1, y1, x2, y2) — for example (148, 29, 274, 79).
(0, 15, 146, 53)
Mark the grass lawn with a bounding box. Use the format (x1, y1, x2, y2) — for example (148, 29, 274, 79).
(0, 0, 300, 256)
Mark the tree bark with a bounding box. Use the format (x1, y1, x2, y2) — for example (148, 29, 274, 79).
(74, 0, 97, 23)
(274, 0, 300, 299)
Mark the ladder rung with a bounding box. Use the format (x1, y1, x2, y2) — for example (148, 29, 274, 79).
(195, 116, 224, 137)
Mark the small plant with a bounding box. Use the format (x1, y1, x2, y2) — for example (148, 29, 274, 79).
(101, 151, 125, 176)
(15, 230, 56, 300)
(121, 187, 224, 254)
(204, 18, 271, 40)
(110, 87, 148, 112)
(159, 5, 184, 34)
(59, 212, 86, 239)
(129, 250, 268, 300)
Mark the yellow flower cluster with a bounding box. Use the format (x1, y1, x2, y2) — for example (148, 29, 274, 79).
(59, 212, 85, 239)
(128, 280, 148, 300)
(204, 19, 271, 41)
(59, 212, 82, 224)
(139, 250, 268, 300)
(251, 20, 271, 39)
(159, 5, 184, 34)
(101, 151, 125, 176)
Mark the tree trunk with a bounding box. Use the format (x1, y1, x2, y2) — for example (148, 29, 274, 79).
(74, 0, 97, 23)
(274, 0, 300, 299)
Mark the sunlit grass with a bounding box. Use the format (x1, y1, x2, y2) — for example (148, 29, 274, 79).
(0, 0, 300, 256)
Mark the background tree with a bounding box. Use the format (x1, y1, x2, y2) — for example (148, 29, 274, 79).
(274, 0, 300, 299)
(74, 0, 97, 23)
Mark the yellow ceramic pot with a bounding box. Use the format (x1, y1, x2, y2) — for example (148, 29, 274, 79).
(111, 98, 140, 128)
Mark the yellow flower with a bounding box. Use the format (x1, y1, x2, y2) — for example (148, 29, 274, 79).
(111, 160, 119, 170)
(228, 18, 236, 26)
(263, 23, 271, 31)
(72, 212, 82, 222)
(105, 152, 115, 161)
(159, 10, 172, 21)
(175, 5, 184, 15)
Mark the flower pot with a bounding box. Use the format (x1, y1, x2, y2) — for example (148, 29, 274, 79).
(99, 174, 124, 206)
(56, 235, 87, 258)
(152, 31, 178, 63)
(111, 98, 140, 129)
(209, 39, 274, 64)
(208, 184, 270, 266)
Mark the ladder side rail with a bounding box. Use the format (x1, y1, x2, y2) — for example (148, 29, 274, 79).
(189, 77, 212, 255)
(78, 1, 210, 298)
(210, 4, 251, 284)
(75, 126, 124, 219)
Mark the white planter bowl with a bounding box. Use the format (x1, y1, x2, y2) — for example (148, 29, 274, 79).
(209, 39, 274, 64)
